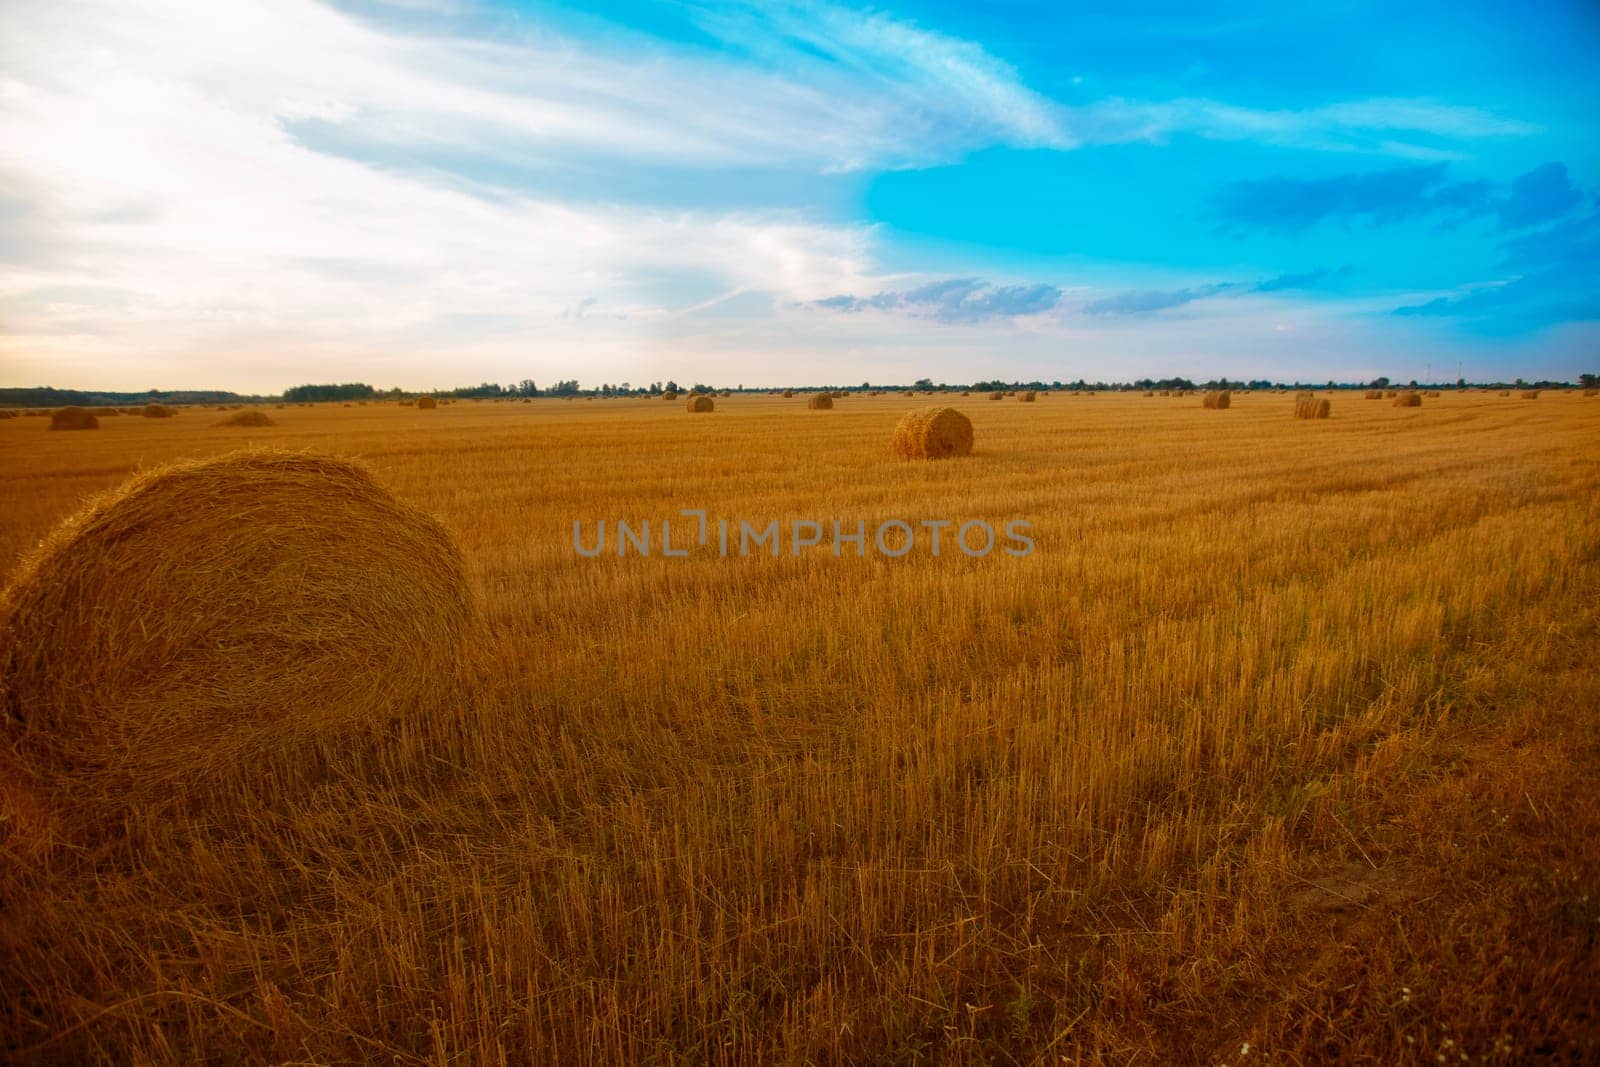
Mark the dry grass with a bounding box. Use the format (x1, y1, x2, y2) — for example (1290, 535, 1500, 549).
(216, 409, 275, 428)
(806, 393, 834, 409)
(1202, 389, 1232, 409)
(1, 393, 1597, 1064)
(890, 406, 974, 459)
(687, 394, 715, 413)
(47, 407, 98, 431)
(1395, 392, 1423, 407)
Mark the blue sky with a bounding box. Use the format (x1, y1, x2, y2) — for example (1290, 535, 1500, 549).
(1, 0, 1596, 390)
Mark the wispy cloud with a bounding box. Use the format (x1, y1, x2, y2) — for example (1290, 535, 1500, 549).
(1081, 283, 1235, 316)
(1072, 96, 1536, 157)
(810, 278, 1062, 322)
(1211, 161, 1587, 235)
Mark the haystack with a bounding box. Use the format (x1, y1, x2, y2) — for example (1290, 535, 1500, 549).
(1394, 392, 1422, 407)
(1019, 391, 1037, 402)
(781, 390, 794, 398)
(892, 408, 973, 460)
(141, 404, 174, 418)
(417, 396, 438, 409)
(49, 407, 98, 431)
(1202, 390, 1231, 409)
(1520, 390, 1539, 399)
(0, 451, 474, 805)
(687, 394, 715, 412)
(663, 391, 679, 401)
(807, 393, 834, 410)
(216, 409, 275, 427)
(1293, 394, 1331, 420)
(988, 391, 1004, 400)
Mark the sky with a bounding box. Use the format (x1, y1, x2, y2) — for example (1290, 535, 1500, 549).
(1, 0, 1597, 391)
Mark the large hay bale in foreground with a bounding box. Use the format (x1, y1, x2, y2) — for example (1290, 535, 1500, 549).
(807, 393, 834, 410)
(1202, 390, 1232, 409)
(216, 409, 275, 428)
(687, 394, 715, 412)
(1394, 392, 1422, 407)
(892, 407, 974, 459)
(417, 396, 438, 409)
(141, 404, 174, 418)
(0, 451, 474, 804)
(49, 407, 98, 431)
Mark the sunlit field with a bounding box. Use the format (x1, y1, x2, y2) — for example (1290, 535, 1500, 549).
(3, 390, 1598, 1063)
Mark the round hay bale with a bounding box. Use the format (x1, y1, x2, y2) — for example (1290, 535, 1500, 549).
(141, 404, 174, 418)
(892, 407, 974, 460)
(1394, 392, 1422, 407)
(1520, 390, 1539, 399)
(687, 394, 715, 412)
(1202, 390, 1232, 409)
(0, 450, 474, 805)
(806, 393, 834, 410)
(781, 390, 794, 398)
(216, 409, 275, 428)
(988, 391, 1004, 400)
(1019, 391, 1037, 402)
(662, 391, 679, 401)
(416, 396, 438, 409)
(48, 407, 98, 431)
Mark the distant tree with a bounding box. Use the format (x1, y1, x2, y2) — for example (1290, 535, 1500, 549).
(1580, 372, 1598, 389)
(1369, 376, 1390, 389)
(913, 377, 933, 390)
(283, 382, 376, 402)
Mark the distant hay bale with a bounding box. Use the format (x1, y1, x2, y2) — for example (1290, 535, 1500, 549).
(961, 390, 971, 396)
(781, 389, 794, 398)
(1394, 392, 1422, 407)
(662, 391, 679, 400)
(0, 410, 16, 419)
(1424, 390, 1441, 397)
(1499, 390, 1511, 397)
(687, 394, 715, 412)
(831, 391, 846, 399)
(892, 407, 973, 460)
(1019, 390, 1037, 402)
(49, 407, 98, 431)
(417, 396, 438, 409)
(1520, 390, 1539, 399)
(719, 390, 731, 397)
(988, 391, 1004, 400)
(97, 408, 121, 417)
(141, 404, 174, 418)
(0, 450, 473, 806)
(807, 393, 834, 409)
(1385, 390, 1398, 398)
(216, 409, 275, 428)
(1585, 389, 1598, 397)
(1202, 390, 1231, 409)
(1293, 394, 1331, 419)
(1364, 390, 1383, 399)
(1144, 391, 1155, 397)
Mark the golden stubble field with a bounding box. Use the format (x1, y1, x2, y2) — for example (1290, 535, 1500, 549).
(2, 390, 1598, 1063)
